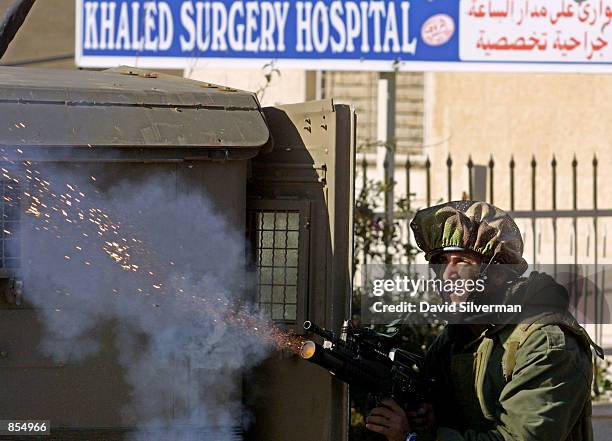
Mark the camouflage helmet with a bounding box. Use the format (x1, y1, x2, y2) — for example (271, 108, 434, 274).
(410, 200, 528, 274)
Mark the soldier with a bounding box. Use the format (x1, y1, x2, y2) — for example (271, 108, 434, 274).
(366, 201, 603, 441)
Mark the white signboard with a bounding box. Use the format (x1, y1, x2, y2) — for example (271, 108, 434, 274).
(76, 0, 612, 72)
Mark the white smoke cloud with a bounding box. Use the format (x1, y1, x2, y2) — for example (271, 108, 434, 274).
(17, 165, 271, 440)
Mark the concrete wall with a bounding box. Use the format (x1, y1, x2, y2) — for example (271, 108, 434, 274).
(424, 72, 612, 212)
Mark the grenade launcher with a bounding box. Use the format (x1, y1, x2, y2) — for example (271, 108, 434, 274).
(299, 320, 432, 411)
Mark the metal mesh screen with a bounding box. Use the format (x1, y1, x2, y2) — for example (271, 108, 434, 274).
(0, 177, 21, 269)
(250, 210, 300, 322)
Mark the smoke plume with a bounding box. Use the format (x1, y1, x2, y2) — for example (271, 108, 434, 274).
(16, 163, 273, 440)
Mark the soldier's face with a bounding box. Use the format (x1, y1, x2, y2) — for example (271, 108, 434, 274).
(434, 251, 482, 303)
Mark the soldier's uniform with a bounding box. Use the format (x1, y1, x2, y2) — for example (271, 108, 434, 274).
(410, 201, 603, 441)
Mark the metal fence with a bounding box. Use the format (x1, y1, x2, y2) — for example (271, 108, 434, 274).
(356, 151, 612, 355)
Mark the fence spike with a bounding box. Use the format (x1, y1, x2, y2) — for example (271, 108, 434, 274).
(572, 155, 578, 210)
(571, 154, 578, 313)
(405, 157, 411, 210)
(467, 156, 474, 200)
(551, 155, 558, 269)
(530, 156, 537, 264)
(488, 156, 495, 204)
(551, 155, 557, 210)
(531, 156, 537, 209)
(425, 156, 431, 206)
(446, 154, 452, 201)
(509, 156, 515, 211)
(593, 154, 598, 211)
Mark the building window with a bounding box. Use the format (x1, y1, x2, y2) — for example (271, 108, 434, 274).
(247, 201, 310, 326)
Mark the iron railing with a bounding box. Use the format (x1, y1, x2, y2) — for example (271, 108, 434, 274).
(357, 152, 612, 358)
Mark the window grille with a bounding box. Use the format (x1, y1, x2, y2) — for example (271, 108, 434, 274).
(0, 174, 21, 270)
(247, 201, 310, 326)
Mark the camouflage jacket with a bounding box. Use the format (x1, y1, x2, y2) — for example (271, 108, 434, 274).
(423, 272, 596, 441)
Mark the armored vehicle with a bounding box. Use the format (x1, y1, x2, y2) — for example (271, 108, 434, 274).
(0, 64, 354, 441)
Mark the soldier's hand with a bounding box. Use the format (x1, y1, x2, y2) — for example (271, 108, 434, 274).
(366, 398, 411, 441)
(406, 402, 435, 431)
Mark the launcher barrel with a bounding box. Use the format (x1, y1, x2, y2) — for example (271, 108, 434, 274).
(299, 340, 388, 391)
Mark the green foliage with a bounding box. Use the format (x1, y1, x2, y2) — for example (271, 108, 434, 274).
(353, 180, 419, 269)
